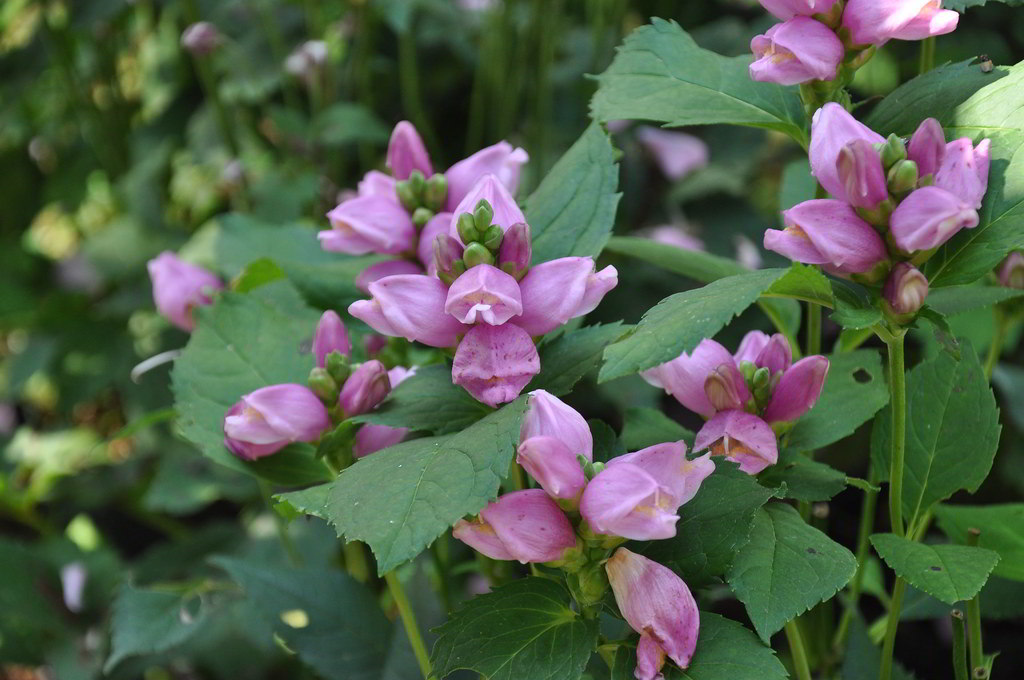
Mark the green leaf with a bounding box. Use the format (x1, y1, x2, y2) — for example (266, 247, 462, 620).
(636, 463, 774, 588)
(591, 19, 806, 141)
(599, 268, 792, 382)
(840, 614, 918, 680)
(871, 344, 1001, 522)
(866, 59, 1024, 287)
(529, 323, 629, 395)
(326, 398, 527, 574)
(620, 407, 695, 451)
(942, 1, 1024, 14)
(758, 450, 847, 502)
(526, 123, 621, 263)
(277, 483, 332, 521)
(934, 504, 1024, 581)
(925, 285, 1024, 316)
(171, 282, 332, 486)
(590, 418, 625, 463)
(610, 612, 787, 680)
(762, 264, 834, 307)
(352, 364, 492, 435)
(212, 557, 394, 680)
(870, 534, 1000, 604)
(786, 350, 889, 451)
(726, 503, 856, 642)
(830, 280, 882, 329)
(105, 584, 206, 671)
(431, 577, 598, 680)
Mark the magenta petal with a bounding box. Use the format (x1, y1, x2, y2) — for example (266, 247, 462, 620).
(889, 186, 979, 252)
(521, 389, 593, 460)
(348, 299, 400, 337)
(763, 355, 830, 423)
(147, 252, 223, 331)
(694, 410, 778, 475)
(809, 103, 885, 199)
(416, 212, 453, 275)
(445, 141, 529, 210)
(517, 436, 587, 499)
(635, 127, 709, 181)
(448, 174, 526, 237)
(241, 384, 331, 441)
(907, 118, 946, 177)
(935, 138, 990, 209)
(357, 170, 396, 198)
(581, 463, 678, 540)
(749, 18, 844, 86)
(515, 257, 596, 336)
(641, 339, 737, 419)
(479, 489, 577, 563)
(339, 360, 391, 416)
(387, 120, 433, 180)
(759, 0, 839, 20)
(755, 333, 793, 374)
(883, 262, 929, 316)
(781, 199, 887, 273)
(734, 331, 771, 365)
(452, 324, 540, 407)
(763, 226, 830, 267)
(445, 264, 524, 325)
(889, 3, 959, 40)
(453, 518, 515, 561)
(842, 0, 944, 46)
(353, 424, 408, 458)
(367, 275, 468, 347)
(355, 260, 423, 293)
(608, 443, 714, 508)
(322, 195, 416, 255)
(837, 138, 889, 209)
(577, 265, 618, 317)
(313, 310, 351, 367)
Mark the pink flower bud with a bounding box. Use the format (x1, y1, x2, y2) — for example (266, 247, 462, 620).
(809, 104, 885, 201)
(907, 118, 946, 177)
(448, 174, 526, 238)
(354, 424, 408, 458)
(285, 41, 327, 81)
(223, 384, 330, 460)
(386, 121, 433, 180)
(339, 360, 391, 416)
(445, 264, 524, 325)
(641, 339, 738, 419)
(181, 22, 221, 56)
(934, 138, 990, 210)
(647, 224, 705, 252)
(356, 170, 396, 198)
(749, 18, 844, 86)
(765, 199, 887, 274)
(313, 311, 351, 368)
(889, 186, 979, 252)
(635, 127, 709, 181)
(758, 0, 839, 20)
(843, 0, 959, 46)
(883, 263, 929, 316)
(521, 389, 593, 458)
(763, 356, 829, 423)
(321, 195, 416, 256)
(606, 548, 700, 676)
(349, 274, 468, 348)
(453, 489, 577, 563)
(452, 324, 540, 407)
(418, 212, 455, 275)
(734, 331, 792, 374)
(837, 139, 889, 209)
(581, 443, 713, 541)
(515, 258, 618, 336)
(998, 252, 1024, 289)
(693, 410, 778, 474)
(517, 436, 587, 499)
(147, 251, 223, 331)
(498, 222, 532, 276)
(355, 260, 423, 293)
(445, 141, 529, 210)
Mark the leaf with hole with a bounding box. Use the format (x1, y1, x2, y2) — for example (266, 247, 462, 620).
(870, 533, 1000, 604)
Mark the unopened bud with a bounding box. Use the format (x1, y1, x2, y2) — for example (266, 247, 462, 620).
(880, 133, 908, 169)
(887, 159, 919, 195)
(739, 360, 757, 382)
(883, 262, 928, 318)
(412, 207, 433, 228)
(181, 22, 221, 56)
(482, 225, 503, 251)
(423, 174, 448, 213)
(326, 351, 351, 385)
(473, 199, 494, 232)
(308, 367, 339, 403)
(457, 212, 480, 244)
(396, 180, 419, 212)
(997, 252, 1024, 289)
(407, 170, 426, 198)
(498, 222, 531, 280)
(462, 242, 494, 268)
(856, 197, 895, 228)
(752, 366, 771, 390)
(704, 366, 742, 411)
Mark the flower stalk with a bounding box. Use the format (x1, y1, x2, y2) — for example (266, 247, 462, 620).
(385, 571, 434, 679)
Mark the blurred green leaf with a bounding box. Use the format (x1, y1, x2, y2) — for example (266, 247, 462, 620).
(105, 584, 207, 672)
(528, 322, 628, 395)
(620, 407, 695, 451)
(934, 504, 1024, 581)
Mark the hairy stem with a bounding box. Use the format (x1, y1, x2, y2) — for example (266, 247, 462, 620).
(385, 571, 434, 679)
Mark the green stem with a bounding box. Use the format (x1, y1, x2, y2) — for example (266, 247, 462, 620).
(966, 528, 984, 673)
(806, 302, 822, 356)
(784, 619, 813, 680)
(919, 37, 936, 75)
(878, 577, 907, 680)
(952, 611, 969, 680)
(833, 466, 879, 651)
(385, 571, 434, 679)
(259, 480, 302, 567)
(431, 536, 453, 614)
(885, 330, 907, 536)
(983, 309, 1007, 380)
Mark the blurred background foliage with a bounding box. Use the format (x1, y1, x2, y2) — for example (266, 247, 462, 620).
(1, 0, 1023, 678)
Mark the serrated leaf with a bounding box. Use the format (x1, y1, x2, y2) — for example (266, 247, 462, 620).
(786, 350, 889, 451)
(758, 450, 847, 502)
(277, 483, 332, 521)
(105, 584, 206, 671)
(529, 323, 629, 395)
(870, 534, 1000, 604)
(926, 285, 1024, 316)
(934, 504, 1024, 581)
(526, 124, 621, 263)
(635, 463, 774, 588)
(871, 344, 1000, 523)
(171, 282, 331, 486)
(726, 503, 856, 642)
(620, 407, 695, 451)
(325, 398, 526, 574)
(431, 577, 597, 680)
(830, 280, 882, 329)
(212, 557, 394, 680)
(610, 612, 787, 680)
(591, 19, 806, 141)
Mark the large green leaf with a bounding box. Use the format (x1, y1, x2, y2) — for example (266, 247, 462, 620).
(934, 504, 1024, 581)
(926, 285, 1024, 317)
(528, 323, 629, 395)
(431, 577, 597, 680)
(636, 463, 774, 588)
(325, 398, 527, 574)
(871, 344, 1000, 523)
(526, 124, 621, 263)
(786, 350, 889, 451)
(726, 503, 856, 642)
(610, 613, 787, 680)
(105, 584, 206, 672)
(866, 60, 1024, 287)
(758, 450, 847, 502)
(170, 282, 332, 486)
(213, 557, 394, 680)
(591, 19, 806, 141)
(870, 534, 1000, 604)
(620, 407, 695, 451)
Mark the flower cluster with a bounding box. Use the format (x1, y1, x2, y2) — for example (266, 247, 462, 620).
(348, 186, 617, 407)
(644, 331, 828, 474)
(147, 251, 223, 332)
(319, 121, 527, 286)
(751, 0, 959, 86)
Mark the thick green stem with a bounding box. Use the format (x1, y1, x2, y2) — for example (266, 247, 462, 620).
(983, 309, 1007, 380)
(784, 619, 813, 680)
(966, 529, 985, 674)
(885, 331, 907, 536)
(833, 466, 879, 651)
(952, 611, 969, 680)
(919, 37, 936, 75)
(385, 571, 434, 679)
(879, 577, 907, 680)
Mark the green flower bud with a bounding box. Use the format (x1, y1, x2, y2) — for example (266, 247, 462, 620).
(395, 180, 419, 212)
(423, 174, 448, 213)
(308, 367, 338, 403)
(482, 225, 503, 251)
(456, 212, 480, 244)
(412, 207, 434, 229)
(462, 242, 494, 268)
(473, 199, 494, 232)
(887, 159, 919, 195)
(880, 133, 908, 169)
(451, 259, 467, 278)
(325, 351, 351, 385)
(739, 360, 757, 382)
(407, 170, 426, 198)
(752, 366, 771, 390)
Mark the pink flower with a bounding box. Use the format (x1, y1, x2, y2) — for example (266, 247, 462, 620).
(449, 174, 526, 238)
(733, 331, 792, 374)
(647, 225, 705, 252)
(837, 139, 889, 209)
(352, 367, 416, 457)
(516, 390, 593, 499)
(907, 118, 946, 178)
(349, 275, 468, 348)
(356, 170, 397, 198)
(606, 548, 700, 678)
(764, 199, 887, 275)
(453, 489, 577, 563)
(417, 212, 454, 275)
(181, 22, 221, 56)
(445, 141, 528, 210)
(338, 360, 390, 417)
(581, 443, 713, 540)
(934, 137, 990, 210)
(223, 384, 330, 460)
(312, 311, 351, 368)
(520, 390, 593, 457)
(809, 104, 885, 201)
(761, 355, 829, 423)
(320, 195, 416, 255)
(498, 222, 532, 279)
(515, 258, 618, 336)
(758, 0, 839, 20)
(641, 338, 745, 419)
(635, 127, 709, 181)
(445, 264, 524, 325)
(452, 324, 540, 407)
(998, 252, 1024, 289)
(749, 18, 845, 86)
(355, 260, 424, 293)
(387, 121, 433, 180)
(889, 186, 979, 252)
(843, 0, 959, 46)
(693, 410, 779, 474)
(883, 262, 929, 316)
(147, 251, 223, 331)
